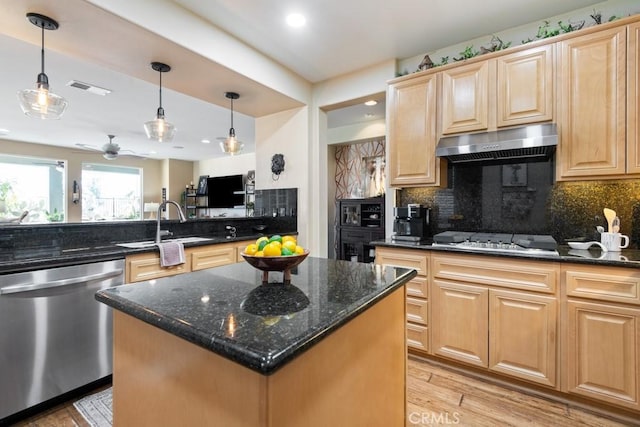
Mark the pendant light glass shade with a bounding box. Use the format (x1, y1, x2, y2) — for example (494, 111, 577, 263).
(17, 13, 68, 120)
(220, 92, 244, 155)
(144, 62, 176, 142)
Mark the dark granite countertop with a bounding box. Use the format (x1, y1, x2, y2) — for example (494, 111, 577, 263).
(372, 239, 640, 268)
(0, 233, 292, 275)
(95, 257, 416, 375)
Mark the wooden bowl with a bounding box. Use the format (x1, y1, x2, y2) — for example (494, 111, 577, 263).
(241, 250, 309, 283)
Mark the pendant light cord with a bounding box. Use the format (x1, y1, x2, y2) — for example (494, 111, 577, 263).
(40, 24, 45, 75)
(158, 70, 163, 109)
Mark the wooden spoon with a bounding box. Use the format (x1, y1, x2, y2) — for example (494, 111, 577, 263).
(603, 208, 616, 233)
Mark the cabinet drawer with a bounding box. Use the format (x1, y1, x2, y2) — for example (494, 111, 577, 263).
(432, 253, 558, 294)
(406, 276, 428, 298)
(407, 297, 428, 325)
(564, 264, 640, 305)
(341, 229, 369, 241)
(407, 322, 429, 352)
(376, 248, 428, 276)
(190, 245, 236, 271)
(126, 254, 189, 283)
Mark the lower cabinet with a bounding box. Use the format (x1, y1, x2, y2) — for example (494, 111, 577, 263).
(126, 242, 240, 283)
(563, 263, 640, 411)
(375, 247, 430, 353)
(431, 253, 559, 388)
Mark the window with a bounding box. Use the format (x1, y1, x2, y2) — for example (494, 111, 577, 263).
(82, 163, 142, 221)
(0, 154, 65, 223)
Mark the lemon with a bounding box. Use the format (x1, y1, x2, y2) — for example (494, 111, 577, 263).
(256, 236, 269, 246)
(245, 243, 258, 255)
(254, 250, 264, 257)
(294, 245, 305, 255)
(263, 242, 282, 257)
(282, 235, 296, 244)
(282, 240, 297, 253)
(270, 240, 282, 250)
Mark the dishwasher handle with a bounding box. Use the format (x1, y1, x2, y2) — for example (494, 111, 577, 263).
(0, 268, 124, 295)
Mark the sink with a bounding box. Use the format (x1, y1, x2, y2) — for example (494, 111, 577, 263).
(116, 236, 214, 248)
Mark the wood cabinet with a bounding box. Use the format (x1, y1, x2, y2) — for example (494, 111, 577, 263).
(440, 45, 554, 134)
(375, 247, 429, 353)
(431, 253, 559, 388)
(440, 61, 491, 135)
(496, 44, 554, 127)
(387, 74, 443, 187)
(190, 243, 236, 271)
(126, 243, 239, 283)
(628, 22, 640, 174)
(557, 26, 627, 179)
(562, 263, 640, 411)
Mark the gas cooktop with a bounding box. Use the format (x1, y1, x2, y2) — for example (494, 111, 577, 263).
(432, 231, 559, 256)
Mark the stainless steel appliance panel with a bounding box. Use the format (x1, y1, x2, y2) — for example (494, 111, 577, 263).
(0, 259, 124, 420)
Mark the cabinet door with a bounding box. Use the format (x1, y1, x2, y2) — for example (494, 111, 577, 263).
(440, 61, 491, 135)
(497, 45, 554, 127)
(566, 299, 639, 410)
(126, 253, 189, 283)
(628, 22, 640, 174)
(387, 74, 440, 186)
(557, 27, 627, 179)
(432, 280, 488, 367)
(489, 289, 557, 388)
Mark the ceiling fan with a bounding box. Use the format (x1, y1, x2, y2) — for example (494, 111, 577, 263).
(75, 135, 148, 160)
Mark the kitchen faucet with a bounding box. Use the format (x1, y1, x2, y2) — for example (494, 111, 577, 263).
(156, 200, 187, 243)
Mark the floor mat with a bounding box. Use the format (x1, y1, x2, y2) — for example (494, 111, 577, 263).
(73, 387, 112, 427)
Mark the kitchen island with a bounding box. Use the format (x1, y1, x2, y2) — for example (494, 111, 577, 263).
(95, 257, 416, 426)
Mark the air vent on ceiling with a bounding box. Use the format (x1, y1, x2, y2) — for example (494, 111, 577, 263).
(66, 80, 112, 96)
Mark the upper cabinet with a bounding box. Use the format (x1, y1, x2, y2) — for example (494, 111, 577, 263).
(440, 61, 491, 135)
(388, 74, 444, 187)
(496, 45, 554, 127)
(557, 26, 627, 179)
(440, 44, 554, 135)
(628, 22, 640, 175)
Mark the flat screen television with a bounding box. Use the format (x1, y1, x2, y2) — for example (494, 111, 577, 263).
(207, 174, 245, 208)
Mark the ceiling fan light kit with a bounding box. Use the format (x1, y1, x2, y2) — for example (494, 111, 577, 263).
(17, 13, 68, 120)
(220, 92, 244, 155)
(144, 62, 176, 143)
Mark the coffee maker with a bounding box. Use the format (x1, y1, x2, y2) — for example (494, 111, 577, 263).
(392, 204, 431, 243)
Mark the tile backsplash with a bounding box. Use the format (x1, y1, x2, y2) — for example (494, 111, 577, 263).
(400, 159, 640, 248)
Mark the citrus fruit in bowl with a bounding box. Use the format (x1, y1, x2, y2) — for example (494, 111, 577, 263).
(242, 235, 308, 283)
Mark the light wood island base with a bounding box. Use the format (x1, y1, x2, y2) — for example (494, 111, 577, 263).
(112, 287, 406, 427)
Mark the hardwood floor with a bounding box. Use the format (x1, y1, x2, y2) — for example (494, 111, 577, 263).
(8, 358, 636, 426)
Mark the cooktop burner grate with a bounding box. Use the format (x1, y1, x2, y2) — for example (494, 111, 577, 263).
(432, 231, 558, 256)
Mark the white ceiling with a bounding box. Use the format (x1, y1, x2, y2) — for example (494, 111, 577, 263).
(0, 0, 602, 161)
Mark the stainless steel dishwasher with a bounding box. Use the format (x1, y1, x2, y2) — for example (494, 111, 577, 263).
(0, 259, 124, 420)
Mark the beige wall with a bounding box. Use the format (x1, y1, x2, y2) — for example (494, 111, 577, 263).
(1, 137, 165, 222)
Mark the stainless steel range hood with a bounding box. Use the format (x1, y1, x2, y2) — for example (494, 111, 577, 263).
(436, 123, 557, 163)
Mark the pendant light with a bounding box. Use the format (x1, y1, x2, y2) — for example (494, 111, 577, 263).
(220, 92, 244, 155)
(17, 13, 68, 120)
(144, 62, 176, 142)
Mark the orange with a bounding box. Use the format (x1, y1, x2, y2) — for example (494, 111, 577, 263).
(263, 242, 282, 257)
(282, 240, 297, 253)
(244, 243, 258, 255)
(294, 245, 305, 255)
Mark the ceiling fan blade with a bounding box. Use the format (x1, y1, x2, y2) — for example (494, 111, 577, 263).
(75, 143, 103, 152)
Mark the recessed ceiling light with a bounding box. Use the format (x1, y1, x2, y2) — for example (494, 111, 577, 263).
(286, 13, 306, 28)
(364, 100, 377, 106)
(201, 139, 211, 144)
